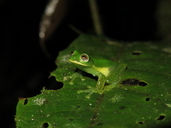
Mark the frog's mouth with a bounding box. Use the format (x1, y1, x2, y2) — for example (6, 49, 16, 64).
(69, 59, 87, 66)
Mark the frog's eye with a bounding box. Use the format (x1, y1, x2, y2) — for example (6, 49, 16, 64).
(70, 51, 74, 55)
(80, 54, 89, 62)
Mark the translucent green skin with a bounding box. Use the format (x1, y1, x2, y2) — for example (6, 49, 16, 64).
(69, 50, 127, 98)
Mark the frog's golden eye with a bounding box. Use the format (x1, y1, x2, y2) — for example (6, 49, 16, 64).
(80, 54, 89, 62)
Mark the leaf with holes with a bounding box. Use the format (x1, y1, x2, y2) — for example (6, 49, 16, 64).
(15, 34, 171, 128)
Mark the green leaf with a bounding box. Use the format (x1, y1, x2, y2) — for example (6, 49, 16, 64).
(16, 34, 171, 128)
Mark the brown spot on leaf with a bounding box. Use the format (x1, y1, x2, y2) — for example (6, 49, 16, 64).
(132, 50, 142, 55)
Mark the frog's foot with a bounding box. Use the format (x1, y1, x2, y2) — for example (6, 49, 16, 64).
(104, 84, 116, 91)
(65, 73, 85, 85)
(77, 86, 103, 99)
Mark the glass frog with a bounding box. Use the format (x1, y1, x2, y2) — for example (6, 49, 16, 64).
(69, 50, 127, 98)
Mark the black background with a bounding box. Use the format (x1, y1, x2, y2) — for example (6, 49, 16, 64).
(0, 0, 158, 127)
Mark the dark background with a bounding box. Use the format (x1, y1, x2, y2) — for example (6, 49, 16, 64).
(0, 0, 158, 127)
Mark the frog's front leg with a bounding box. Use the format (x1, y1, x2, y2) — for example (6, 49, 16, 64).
(77, 74, 106, 99)
(64, 71, 85, 85)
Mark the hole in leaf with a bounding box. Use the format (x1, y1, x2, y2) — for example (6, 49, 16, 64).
(121, 79, 139, 86)
(45, 77, 63, 90)
(132, 51, 142, 55)
(24, 98, 28, 105)
(138, 122, 143, 124)
(145, 98, 150, 101)
(139, 81, 147, 87)
(157, 115, 165, 120)
(42, 122, 49, 128)
(121, 79, 148, 87)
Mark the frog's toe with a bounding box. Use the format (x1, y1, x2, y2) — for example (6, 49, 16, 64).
(77, 86, 104, 98)
(104, 85, 115, 91)
(77, 90, 88, 94)
(87, 86, 94, 89)
(81, 78, 86, 81)
(69, 81, 74, 85)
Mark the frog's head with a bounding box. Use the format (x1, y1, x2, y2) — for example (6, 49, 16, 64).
(69, 50, 93, 67)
